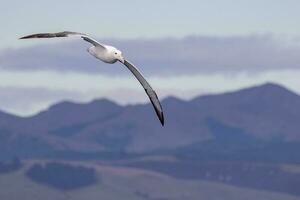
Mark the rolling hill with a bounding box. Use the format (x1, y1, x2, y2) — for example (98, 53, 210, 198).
(0, 160, 299, 200)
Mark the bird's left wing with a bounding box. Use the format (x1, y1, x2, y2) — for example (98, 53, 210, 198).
(19, 31, 106, 49)
(123, 60, 164, 126)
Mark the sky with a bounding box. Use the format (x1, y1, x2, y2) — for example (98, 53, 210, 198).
(1, 0, 300, 115)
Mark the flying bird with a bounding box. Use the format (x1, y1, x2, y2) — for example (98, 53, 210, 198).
(19, 31, 164, 126)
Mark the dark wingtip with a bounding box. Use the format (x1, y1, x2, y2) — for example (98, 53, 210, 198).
(19, 35, 34, 39)
(152, 104, 164, 126)
(159, 111, 165, 126)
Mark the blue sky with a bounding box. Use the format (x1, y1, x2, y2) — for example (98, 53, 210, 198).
(1, 0, 300, 115)
(2, 0, 300, 47)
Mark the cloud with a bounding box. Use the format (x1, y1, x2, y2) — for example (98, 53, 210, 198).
(1, 35, 300, 76)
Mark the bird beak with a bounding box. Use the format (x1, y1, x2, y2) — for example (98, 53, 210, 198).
(118, 56, 125, 64)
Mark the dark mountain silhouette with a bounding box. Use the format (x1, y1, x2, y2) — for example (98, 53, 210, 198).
(0, 82, 299, 161)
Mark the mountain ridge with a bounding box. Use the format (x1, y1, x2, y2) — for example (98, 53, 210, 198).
(0, 82, 299, 160)
(0, 82, 294, 119)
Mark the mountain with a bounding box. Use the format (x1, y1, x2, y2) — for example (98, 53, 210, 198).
(0, 82, 300, 161)
(191, 83, 300, 140)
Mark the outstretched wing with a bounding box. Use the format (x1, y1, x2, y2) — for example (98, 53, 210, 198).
(19, 31, 84, 39)
(81, 36, 105, 48)
(123, 60, 164, 126)
(19, 31, 106, 49)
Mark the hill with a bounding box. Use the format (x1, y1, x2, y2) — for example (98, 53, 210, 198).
(0, 160, 299, 200)
(0, 82, 299, 162)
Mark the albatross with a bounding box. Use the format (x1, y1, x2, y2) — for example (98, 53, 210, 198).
(19, 31, 164, 126)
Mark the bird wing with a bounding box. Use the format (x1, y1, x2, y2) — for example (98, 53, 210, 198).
(19, 31, 106, 49)
(19, 31, 84, 39)
(123, 59, 164, 126)
(81, 36, 106, 49)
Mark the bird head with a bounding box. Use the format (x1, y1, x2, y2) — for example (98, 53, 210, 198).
(114, 49, 125, 63)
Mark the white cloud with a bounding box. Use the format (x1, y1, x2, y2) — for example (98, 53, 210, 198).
(2, 35, 300, 76)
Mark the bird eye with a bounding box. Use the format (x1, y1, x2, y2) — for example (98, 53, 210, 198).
(115, 52, 117, 55)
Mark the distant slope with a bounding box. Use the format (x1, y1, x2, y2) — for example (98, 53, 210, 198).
(0, 82, 300, 161)
(0, 160, 299, 200)
(119, 159, 300, 196)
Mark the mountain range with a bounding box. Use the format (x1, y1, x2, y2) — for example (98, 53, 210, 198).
(0, 82, 299, 162)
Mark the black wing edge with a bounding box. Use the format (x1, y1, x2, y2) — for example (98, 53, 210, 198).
(19, 31, 84, 39)
(146, 89, 165, 126)
(123, 60, 165, 126)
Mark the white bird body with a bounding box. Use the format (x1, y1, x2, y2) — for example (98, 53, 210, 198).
(87, 45, 123, 64)
(19, 31, 164, 125)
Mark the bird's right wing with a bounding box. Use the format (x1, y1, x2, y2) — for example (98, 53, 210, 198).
(19, 31, 106, 49)
(81, 36, 106, 49)
(19, 31, 84, 39)
(123, 60, 164, 126)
